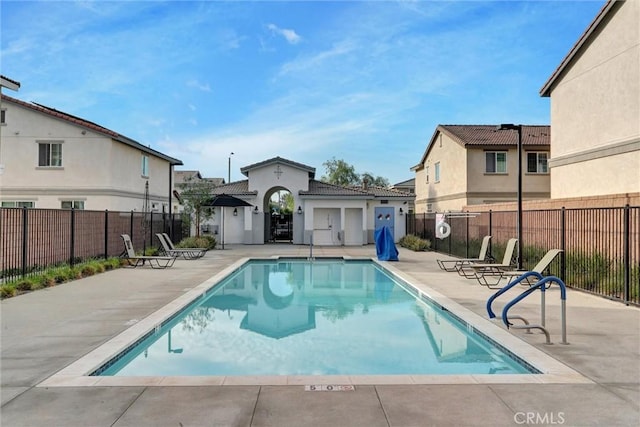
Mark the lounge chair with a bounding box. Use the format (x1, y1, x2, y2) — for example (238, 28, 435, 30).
(156, 233, 206, 259)
(437, 235, 493, 272)
(481, 249, 564, 289)
(120, 234, 176, 269)
(459, 238, 518, 281)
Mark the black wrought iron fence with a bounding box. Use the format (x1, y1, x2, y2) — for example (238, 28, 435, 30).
(0, 207, 183, 283)
(407, 205, 640, 306)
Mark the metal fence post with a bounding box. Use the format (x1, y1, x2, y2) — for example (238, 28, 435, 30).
(69, 208, 76, 267)
(488, 209, 493, 258)
(21, 207, 28, 278)
(466, 215, 470, 258)
(104, 210, 109, 260)
(129, 210, 134, 241)
(561, 207, 566, 282)
(623, 204, 630, 305)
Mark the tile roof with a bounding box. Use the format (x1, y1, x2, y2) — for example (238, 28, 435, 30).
(210, 180, 257, 196)
(300, 180, 371, 197)
(440, 125, 550, 147)
(1, 94, 183, 165)
(350, 185, 414, 198)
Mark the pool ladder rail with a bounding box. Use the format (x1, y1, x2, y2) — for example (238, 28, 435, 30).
(486, 271, 568, 345)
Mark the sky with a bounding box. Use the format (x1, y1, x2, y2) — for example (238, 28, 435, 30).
(1, 0, 605, 185)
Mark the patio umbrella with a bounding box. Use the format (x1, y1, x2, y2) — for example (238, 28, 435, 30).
(203, 194, 253, 249)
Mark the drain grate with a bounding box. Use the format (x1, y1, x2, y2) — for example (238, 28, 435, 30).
(304, 385, 355, 392)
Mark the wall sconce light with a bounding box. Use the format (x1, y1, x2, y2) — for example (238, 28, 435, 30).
(253, 206, 259, 214)
(233, 208, 238, 216)
(399, 208, 404, 215)
(297, 206, 303, 215)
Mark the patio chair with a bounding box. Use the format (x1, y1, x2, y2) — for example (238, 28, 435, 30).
(480, 249, 564, 289)
(156, 233, 207, 259)
(437, 235, 493, 272)
(120, 234, 177, 269)
(458, 237, 518, 281)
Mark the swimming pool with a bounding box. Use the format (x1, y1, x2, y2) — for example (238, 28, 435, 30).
(93, 259, 533, 377)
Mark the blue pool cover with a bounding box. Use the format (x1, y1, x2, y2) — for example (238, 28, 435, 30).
(375, 226, 399, 261)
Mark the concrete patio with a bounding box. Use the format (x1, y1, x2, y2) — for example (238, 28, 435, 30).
(1, 245, 638, 426)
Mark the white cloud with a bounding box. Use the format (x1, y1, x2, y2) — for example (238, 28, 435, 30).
(186, 80, 211, 92)
(267, 23, 302, 45)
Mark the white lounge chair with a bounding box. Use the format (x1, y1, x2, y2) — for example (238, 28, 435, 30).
(459, 238, 518, 282)
(482, 249, 564, 288)
(437, 235, 493, 272)
(120, 234, 176, 269)
(156, 233, 206, 259)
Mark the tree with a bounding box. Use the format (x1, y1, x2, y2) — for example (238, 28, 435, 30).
(321, 157, 360, 186)
(361, 172, 389, 188)
(178, 175, 217, 237)
(321, 158, 389, 188)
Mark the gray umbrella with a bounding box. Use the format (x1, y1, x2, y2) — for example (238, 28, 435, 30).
(203, 194, 253, 249)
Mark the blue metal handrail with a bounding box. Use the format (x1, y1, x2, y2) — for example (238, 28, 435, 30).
(486, 271, 544, 319)
(501, 275, 568, 344)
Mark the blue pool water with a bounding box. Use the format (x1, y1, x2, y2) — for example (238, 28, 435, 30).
(96, 259, 533, 376)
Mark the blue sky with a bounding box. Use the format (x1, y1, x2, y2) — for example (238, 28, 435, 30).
(1, 0, 604, 184)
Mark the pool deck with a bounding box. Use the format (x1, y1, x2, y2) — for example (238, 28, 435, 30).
(1, 245, 638, 426)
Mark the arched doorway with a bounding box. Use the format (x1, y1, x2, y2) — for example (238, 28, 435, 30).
(264, 187, 294, 243)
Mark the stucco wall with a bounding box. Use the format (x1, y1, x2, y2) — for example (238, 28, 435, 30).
(548, 0, 640, 198)
(0, 100, 174, 211)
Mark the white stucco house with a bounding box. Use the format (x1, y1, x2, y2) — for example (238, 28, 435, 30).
(202, 157, 414, 246)
(0, 94, 183, 212)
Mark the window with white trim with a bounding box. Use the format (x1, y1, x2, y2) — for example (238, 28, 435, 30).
(141, 155, 149, 177)
(485, 151, 507, 173)
(527, 152, 548, 173)
(434, 162, 440, 182)
(1, 201, 34, 208)
(38, 141, 63, 167)
(61, 200, 85, 209)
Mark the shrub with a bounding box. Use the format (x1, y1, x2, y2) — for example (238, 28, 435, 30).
(177, 235, 216, 250)
(1, 285, 16, 298)
(15, 278, 37, 291)
(399, 234, 431, 252)
(104, 257, 122, 270)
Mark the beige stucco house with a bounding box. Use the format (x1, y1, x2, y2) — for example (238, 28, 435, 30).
(0, 94, 182, 211)
(411, 125, 551, 213)
(540, 0, 639, 200)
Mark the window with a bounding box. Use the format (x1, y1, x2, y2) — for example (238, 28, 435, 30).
(527, 152, 548, 173)
(425, 165, 429, 183)
(1, 109, 6, 125)
(486, 152, 507, 173)
(38, 142, 63, 167)
(434, 162, 440, 182)
(1, 201, 34, 208)
(61, 200, 85, 209)
(141, 155, 149, 177)
(426, 203, 433, 213)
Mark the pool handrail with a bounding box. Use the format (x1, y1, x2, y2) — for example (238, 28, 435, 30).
(501, 275, 568, 344)
(486, 270, 544, 319)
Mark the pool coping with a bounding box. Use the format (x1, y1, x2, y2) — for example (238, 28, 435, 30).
(37, 256, 592, 387)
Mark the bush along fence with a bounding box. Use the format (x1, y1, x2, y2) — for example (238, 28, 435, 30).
(0, 207, 184, 283)
(407, 205, 640, 306)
